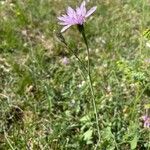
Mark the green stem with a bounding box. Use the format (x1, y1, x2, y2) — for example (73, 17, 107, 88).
(79, 25, 101, 148)
(67, 45, 88, 80)
(56, 31, 88, 78)
(67, 46, 88, 73)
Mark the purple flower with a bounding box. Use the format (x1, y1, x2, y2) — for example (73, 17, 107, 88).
(61, 56, 70, 65)
(141, 115, 150, 128)
(58, 1, 97, 33)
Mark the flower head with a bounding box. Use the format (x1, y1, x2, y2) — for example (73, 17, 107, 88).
(61, 56, 70, 65)
(58, 1, 97, 33)
(141, 115, 150, 128)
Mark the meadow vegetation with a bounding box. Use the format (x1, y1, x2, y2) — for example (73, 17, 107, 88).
(0, 0, 150, 149)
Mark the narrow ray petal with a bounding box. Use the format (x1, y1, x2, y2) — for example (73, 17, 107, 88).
(58, 22, 69, 25)
(80, 1, 86, 10)
(57, 15, 68, 22)
(85, 6, 97, 18)
(67, 6, 76, 16)
(61, 25, 72, 33)
(80, 1, 86, 16)
(76, 7, 81, 16)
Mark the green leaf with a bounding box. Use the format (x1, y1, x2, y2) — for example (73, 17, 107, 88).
(144, 104, 150, 109)
(103, 127, 113, 140)
(130, 134, 138, 150)
(83, 128, 93, 142)
(143, 29, 150, 40)
(80, 115, 90, 123)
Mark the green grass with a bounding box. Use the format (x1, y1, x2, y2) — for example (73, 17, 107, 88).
(0, 0, 150, 149)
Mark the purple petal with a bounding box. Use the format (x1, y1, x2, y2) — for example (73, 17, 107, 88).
(57, 15, 68, 22)
(80, 1, 86, 9)
(80, 1, 86, 16)
(141, 116, 147, 121)
(85, 6, 97, 18)
(144, 121, 150, 128)
(58, 22, 69, 25)
(76, 7, 81, 15)
(67, 7, 76, 16)
(61, 25, 72, 33)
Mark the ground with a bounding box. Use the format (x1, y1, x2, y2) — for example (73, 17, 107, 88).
(0, 0, 150, 149)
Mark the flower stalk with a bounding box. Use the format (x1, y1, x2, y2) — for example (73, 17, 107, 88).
(56, 31, 87, 78)
(78, 25, 101, 146)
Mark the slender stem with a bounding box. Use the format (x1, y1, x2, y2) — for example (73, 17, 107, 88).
(79, 25, 101, 148)
(56, 28, 101, 147)
(66, 45, 87, 80)
(56, 31, 88, 78)
(67, 46, 88, 73)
